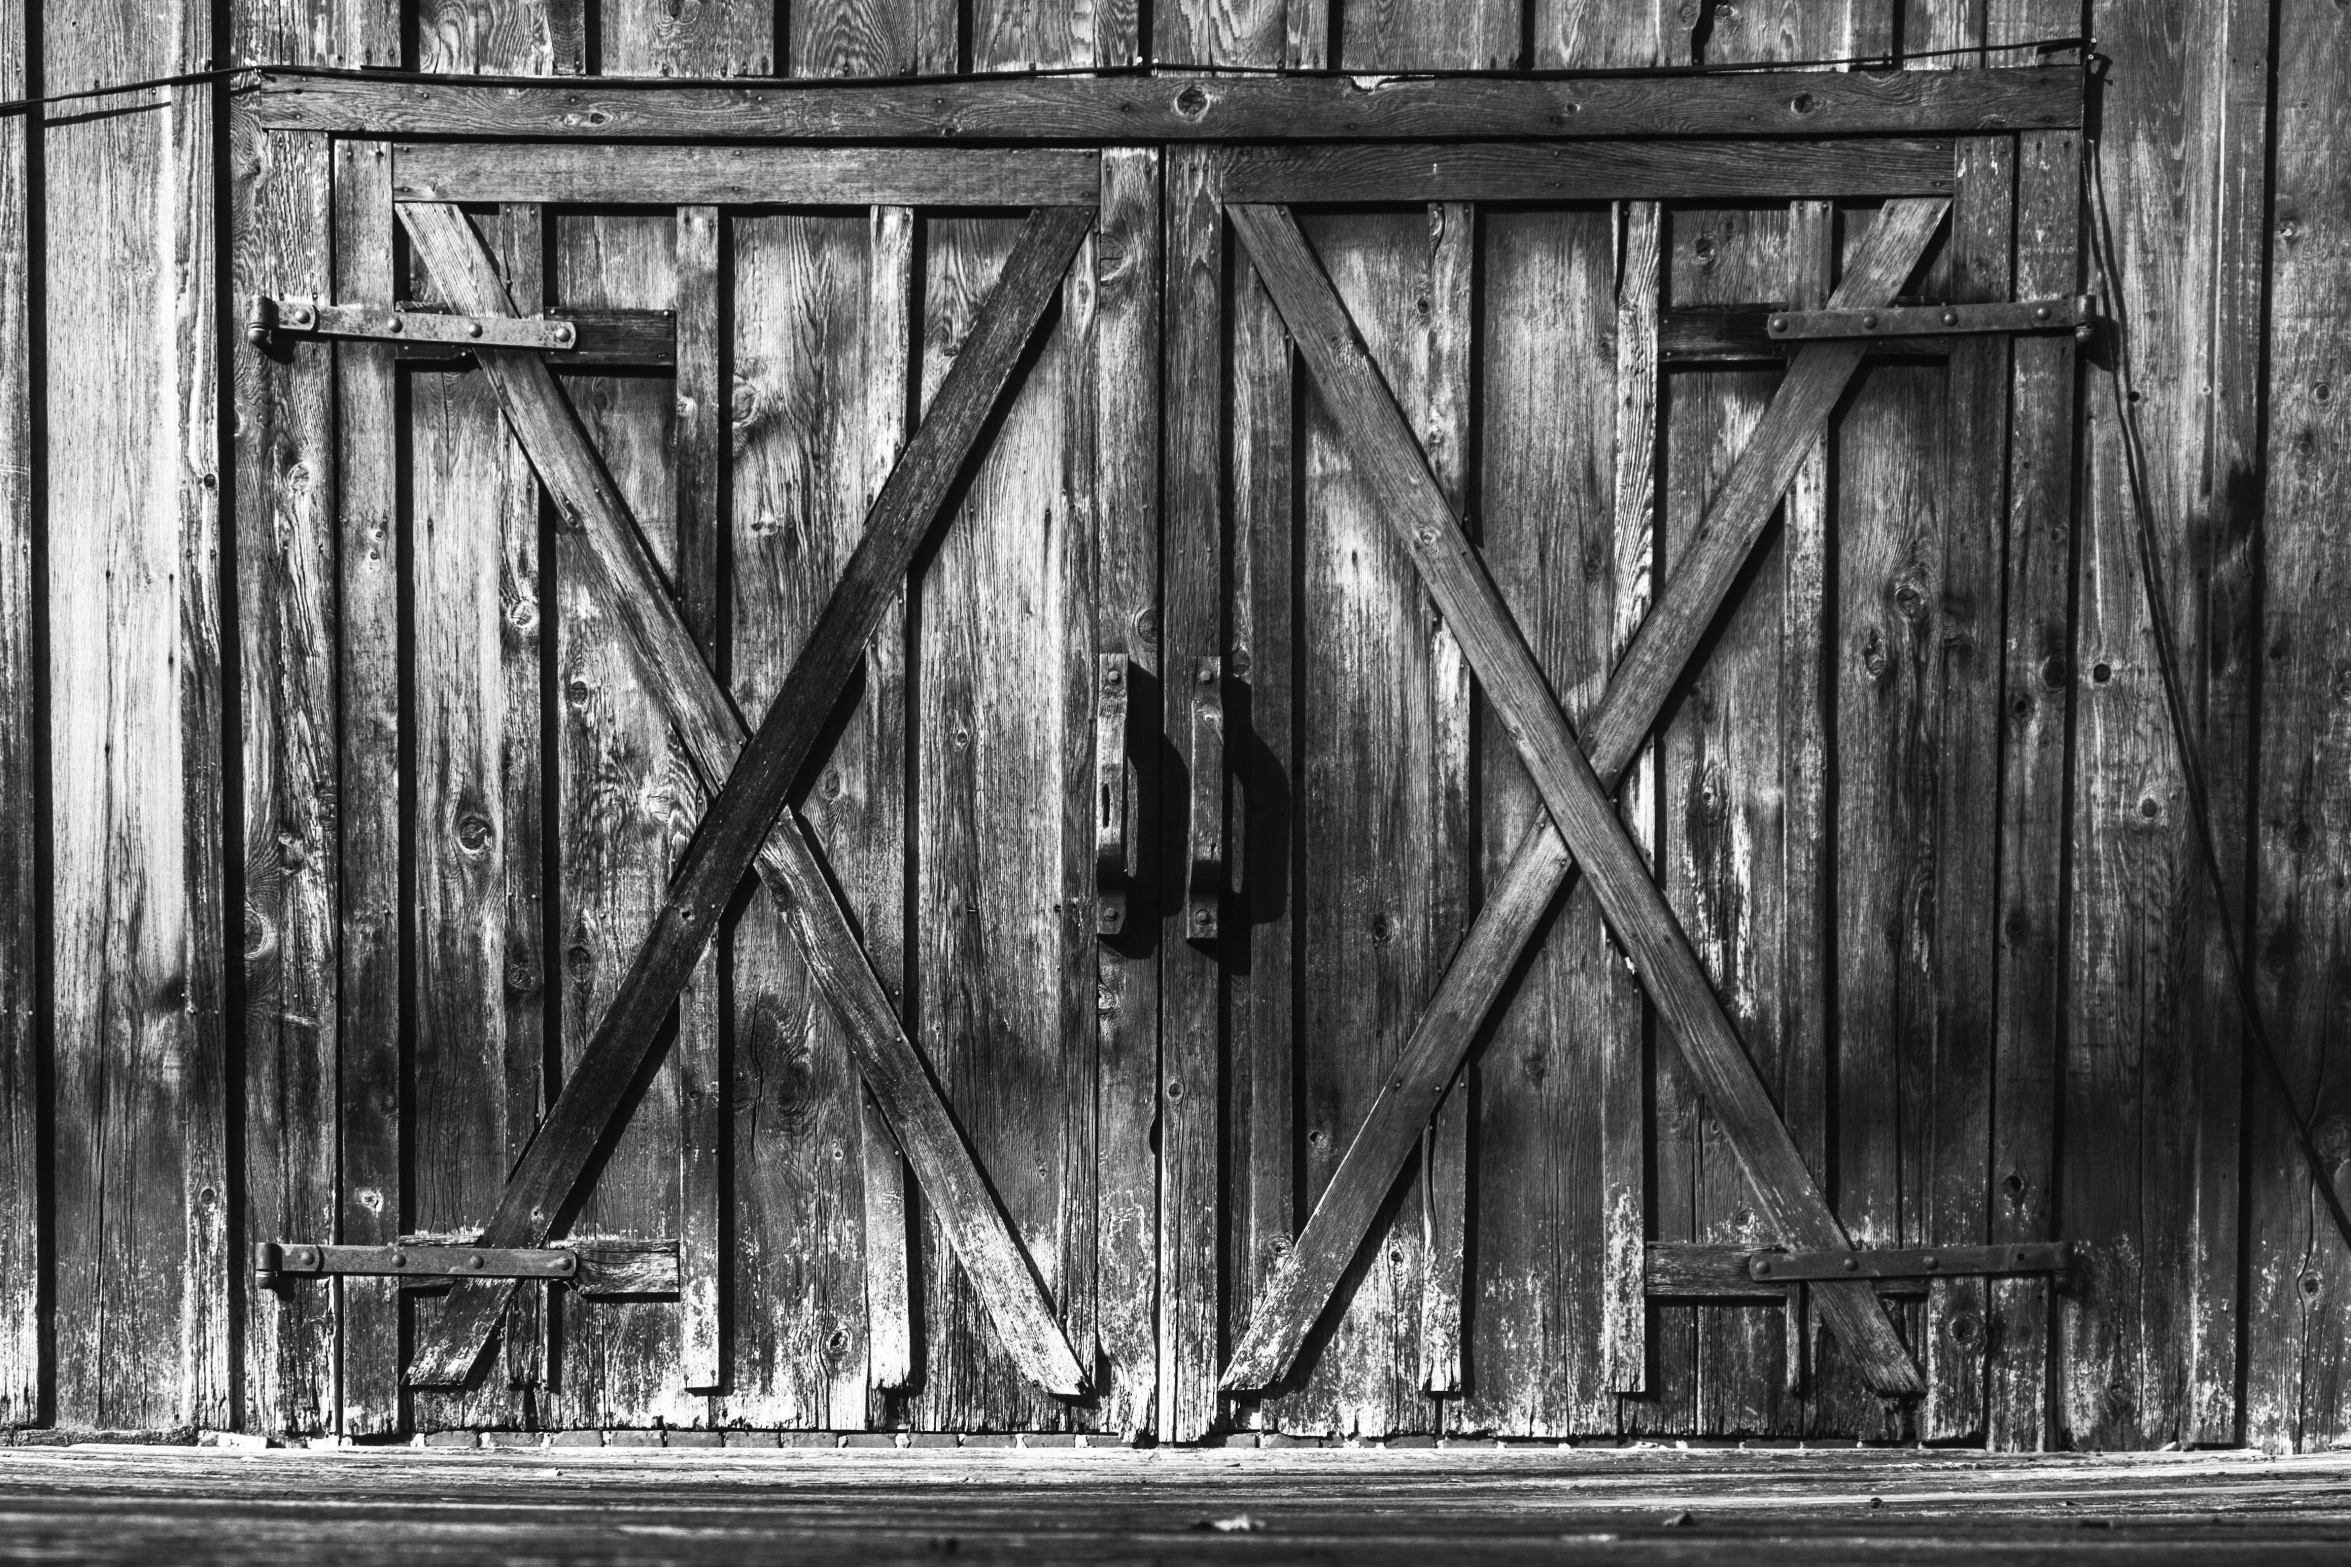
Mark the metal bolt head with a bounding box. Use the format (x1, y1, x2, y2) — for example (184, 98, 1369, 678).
(1754, 1259, 1772, 1276)
(466, 1252, 484, 1270)
(467, 321, 483, 338)
(385, 315, 404, 335)
(1923, 1253, 1939, 1270)
(1941, 310, 1959, 327)
(1841, 1256, 1858, 1272)
(2035, 304, 2052, 322)
(1770, 314, 1789, 334)
(1860, 313, 1879, 332)
(392, 1250, 408, 1267)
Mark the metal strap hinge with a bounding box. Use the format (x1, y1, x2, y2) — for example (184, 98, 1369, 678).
(246, 294, 578, 351)
(1765, 295, 2097, 343)
(254, 1241, 578, 1288)
(1747, 1240, 2073, 1284)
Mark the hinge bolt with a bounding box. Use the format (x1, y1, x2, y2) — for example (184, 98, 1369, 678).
(1941, 310, 1959, 327)
(467, 321, 484, 338)
(1860, 313, 1879, 332)
(1841, 1256, 1858, 1272)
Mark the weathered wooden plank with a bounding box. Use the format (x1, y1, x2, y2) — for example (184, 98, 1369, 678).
(1445, 200, 1627, 1438)
(0, 0, 33, 1429)
(2064, 0, 2267, 1451)
(1419, 200, 1475, 1405)
(1090, 146, 1161, 1442)
(249, 63, 2086, 140)
(725, 205, 902, 1428)
(392, 144, 1101, 209)
(398, 201, 1093, 1400)
(232, 115, 339, 1440)
(1262, 206, 1439, 1438)
(414, 0, 558, 73)
(603, 0, 775, 77)
(2246, 0, 2351, 1457)
(329, 134, 403, 1440)
(1645, 1244, 1929, 1301)
(404, 194, 545, 1433)
(1655, 196, 1801, 1437)
(789, 0, 953, 75)
(46, 9, 229, 1431)
(905, 205, 1096, 1433)
(1217, 140, 1955, 205)
(545, 201, 704, 1432)
(1221, 199, 1948, 1402)
(1339, 0, 1516, 69)
(1159, 144, 1223, 1445)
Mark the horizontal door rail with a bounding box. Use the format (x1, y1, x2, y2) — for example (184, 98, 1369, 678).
(1216, 139, 1956, 203)
(394, 143, 1101, 208)
(248, 64, 2082, 142)
(255, 1238, 682, 1297)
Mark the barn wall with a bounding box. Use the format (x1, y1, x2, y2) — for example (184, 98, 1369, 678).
(0, 0, 2344, 1449)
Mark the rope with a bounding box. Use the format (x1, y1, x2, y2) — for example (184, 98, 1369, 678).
(2085, 98, 2351, 1260)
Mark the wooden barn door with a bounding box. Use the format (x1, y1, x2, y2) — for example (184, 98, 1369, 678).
(1163, 136, 2085, 1442)
(249, 140, 1159, 1435)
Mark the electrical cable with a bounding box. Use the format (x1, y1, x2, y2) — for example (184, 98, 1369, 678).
(2085, 103, 2351, 1261)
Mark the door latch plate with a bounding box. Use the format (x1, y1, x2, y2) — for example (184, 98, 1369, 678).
(247, 295, 578, 351)
(254, 1241, 580, 1289)
(1766, 295, 2096, 342)
(1748, 1240, 2073, 1283)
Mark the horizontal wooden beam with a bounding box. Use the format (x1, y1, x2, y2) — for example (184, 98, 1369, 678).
(394, 142, 1100, 207)
(1217, 139, 1955, 202)
(248, 65, 2081, 143)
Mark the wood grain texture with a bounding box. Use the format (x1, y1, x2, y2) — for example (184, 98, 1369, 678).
(392, 144, 1100, 210)
(0, 0, 32, 1430)
(1337, 0, 1518, 69)
(404, 195, 545, 1433)
(725, 206, 899, 1428)
(248, 65, 2087, 142)
(1159, 144, 1223, 1446)
(45, 1, 229, 1433)
(1089, 147, 1162, 1441)
(2064, 0, 2267, 1451)
(602, 0, 776, 78)
(330, 135, 404, 1439)
(789, 0, 955, 76)
(232, 116, 338, 1440)
(396, 201, 1092, 1402)
(1225, 202, 1920, 1401)
(1448, 200, 1628, 1437)
(546, 202, 701, 1432)
(906, 206, 1095, 1432)
(1216, 141, 1956, 205)
(2246, 0, 2351, 1456)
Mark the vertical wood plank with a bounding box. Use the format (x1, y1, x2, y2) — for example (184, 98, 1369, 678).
(45, 0, 228, 1434)
(603, 0, 776, 76)
(1454, 202, 1623, 1437)
(1092, 146, 1161, 1440)
(0, 0, 34, 1430)
(1338, 0, 1519, 68)
(405, 200, 541, 1433)
(790, 0, 956, 75)
(1418, 201, 1475, 1404)
(1160, 143, 1223, 1445)
(722, 209, 893, 1431)
(2246, 0, 2351, 1458)
(1153, 0, 1290, 64)
(1263, 206, 1437, 1440)
(547, 204, 701, 1432)
(231, 111, 338, 1440)
(2064, 0, 2268, 1451)
(908, 209, 1088, 1434)
(331, 135, 403, 1439)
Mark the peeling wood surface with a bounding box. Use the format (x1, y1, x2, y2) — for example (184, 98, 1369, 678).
(0, 0, 34, 1431)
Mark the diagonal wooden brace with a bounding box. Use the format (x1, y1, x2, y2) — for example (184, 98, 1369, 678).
(399, 201, 1096, 1395)
(1221, 198, 1950, 1397)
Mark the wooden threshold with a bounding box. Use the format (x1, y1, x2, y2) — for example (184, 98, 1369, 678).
(248, 64, 2082, 142)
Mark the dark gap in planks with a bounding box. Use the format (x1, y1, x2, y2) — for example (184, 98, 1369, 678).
(894, 199, 932, 1426)
(392, 295, 420, 1441)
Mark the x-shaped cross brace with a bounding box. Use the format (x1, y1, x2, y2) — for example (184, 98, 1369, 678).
(397, 200, 1097, 1396)
(1219, 197, 1952, 1398)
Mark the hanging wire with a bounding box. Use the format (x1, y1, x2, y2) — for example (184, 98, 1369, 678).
(0, 35, 2086, 118)
(2085, 103, 2351, 1260)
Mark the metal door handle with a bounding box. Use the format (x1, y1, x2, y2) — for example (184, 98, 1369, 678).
(1186, 656, 1225, 944)
(1094, 655, 1130, 938)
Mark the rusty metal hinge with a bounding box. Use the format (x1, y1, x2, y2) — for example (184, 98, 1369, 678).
(1747, 1240, 2073, 1284)
(246, 294, 578, 351)
(253, 1241, 578, 1289)
(1765, 296, 2097, 344)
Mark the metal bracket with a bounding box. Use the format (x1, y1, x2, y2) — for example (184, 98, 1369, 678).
(246, 295, 579, 352)
(1765, 296, 2097, 343)
(1747, 1240, 2073, 1284)
(254, 1241, 579, 1289)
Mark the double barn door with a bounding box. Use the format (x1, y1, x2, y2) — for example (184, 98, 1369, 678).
(238, 86, 2083, 1443)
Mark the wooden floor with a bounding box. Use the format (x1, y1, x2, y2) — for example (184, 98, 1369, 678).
(0, 1446, 2346, 1563)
